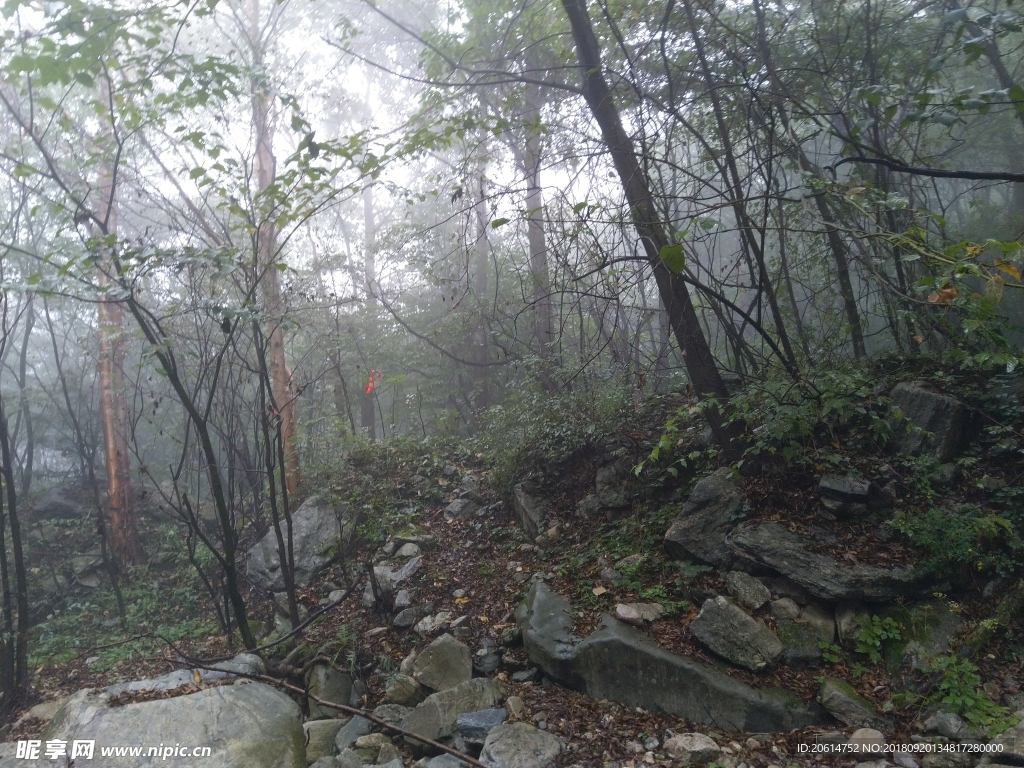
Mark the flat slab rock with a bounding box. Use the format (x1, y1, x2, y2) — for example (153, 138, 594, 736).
(728, 521, 934, 601)
(664, 468, 752, 570)
(689, 597, 783, 672)
(515, 581, 825, 731)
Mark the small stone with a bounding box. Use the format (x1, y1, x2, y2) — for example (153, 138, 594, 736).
(354, 733, 392, 750)
(386, 674, 427, 706)
(335, 716, 372, 751)
(457, 707, 508, 744)
(923, 711, 967, 740)
(372, 704, 413, 724)
(510, 668, 538, 683)
(771, 598, 800, 619)
(664, 733, 721, 765)
(377, 742, 402, 764)
(615, 602, 666, 625)
(415, 611, 454, 637)
(849, 728, 887, 753)
(453, 588, 467, 599)
(393, 608, 418, 629)
(895, 755, 920, 768)
(726, 571, 772, 611)
(394, 589, 413, 610)
(412, 633, 472, 692)
(445, 499, 478, 520)
(644, 737, 660, 750)
(505, 695, 526, 719)
(479, 723, 561, 768)
(500, 626, 522, 647)
(397, 542, 422, 558)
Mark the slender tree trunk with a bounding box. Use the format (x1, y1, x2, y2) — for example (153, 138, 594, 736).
(249, 0, 299, 495)
(559, 0, 745, 461)
(361, 185, 378, 441)
(471, 165, 492, 409)
(95, 144, 144, 568)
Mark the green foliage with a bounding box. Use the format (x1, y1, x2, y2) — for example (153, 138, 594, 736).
(476, 383, 632, 498)
(855, 615, 903, 663)
(923, 655, 1018, 735)
(819, 641, 843, 664)
(725, 363, 893, 467)
(891, 503, 1023, 576)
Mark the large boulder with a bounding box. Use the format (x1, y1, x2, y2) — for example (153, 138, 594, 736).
(399, 679, 503, 753)
(817, 678, 889, 729)
(889, 381, 966, 461)
(35, 681, 303, 768)
(478, 722, 561, 768)
(412, 634, 472, 692)
(688, 597, 783, 672)
(515, 581, 825, 731)
(512, 483, 547, 542)
(247, 496, 360, 591)
(728, 522, 933, 601)
(664, 469, 751, 570)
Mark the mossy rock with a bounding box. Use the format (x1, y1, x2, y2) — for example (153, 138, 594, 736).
(880, 600, 964, 671)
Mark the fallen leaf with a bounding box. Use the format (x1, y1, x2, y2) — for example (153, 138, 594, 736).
(592, 587, 608, 596)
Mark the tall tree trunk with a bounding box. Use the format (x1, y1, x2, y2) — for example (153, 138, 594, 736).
(95, 142, 144, 569)
(471, 164, 492, 410)
(361, 185, 378, 441)
(249, 0, 299, 495)
(559, 0, 745, 461)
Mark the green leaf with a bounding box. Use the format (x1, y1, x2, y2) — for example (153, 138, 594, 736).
(660, 243, 686, 273)
(188, 167, 205, 179)
(572, 201, 587, 214)
(490, 218, 509, 229)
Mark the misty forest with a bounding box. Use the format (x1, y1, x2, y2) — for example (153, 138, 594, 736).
(0, 0, 1023, 764)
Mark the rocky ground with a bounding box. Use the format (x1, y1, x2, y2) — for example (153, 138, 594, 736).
(2, 375, 1024, 767)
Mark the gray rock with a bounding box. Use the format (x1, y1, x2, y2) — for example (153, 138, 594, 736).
(445, 499, 478, 521)
(775, 619, 826, 668)
(40, 682, 303, 768)
(817, 475, 890, 517)
(307, 663, 353, 720)
(889, 381, 966, 461)
(882, 600, 964, 669)
(849, 728, 887, 751)
(398, 542, 422, 557)
(400, 678, 503, 753)
(924, 711, 968, 740)
(515, 581, 825, 731)
(771, 598, 801, 620)
(988, 717, 1024, 762)
(416, 611, 455, 637)
(664, 733, 721, 765)
(373, 704, 413, 724)
(413, 634, 473, 692)
(424, 755, 470, 767)
(595, 458, 636, 510)
(393, 608, 419, 629)
(800, 604, 837, 642)
(247, 496, 359, 591)
(305, 719, 344, 764)
(335, 715, 372, 751)
(479, 722, 561, 768)
(689, 597, 783, 671)
(728, 522, 933, 601)
(386, 674, 427, 706)
(614, 602, 665, 625)
(726, 571, 771, 611)
(664, 469, 751, 570)
(818, 678, 888, 729)
(474, 648, 502, 675)
(457, 708, 508, 744)
(364, 557, 423, 607)
(395, 589, 413, 610)
(103, 653, 264, 697)
(512, 483, 547, 542)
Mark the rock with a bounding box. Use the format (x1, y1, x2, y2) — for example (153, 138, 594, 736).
(894, 756, 920, 768)
(398, 542, 422, 557)
(664, 733, 721, 765)
(614, 602, 666, 626)
(515, 581, 825, 731)
(881, 601, 964, 669)
(818, 679, 888, 729)
(335, 716, 372, 750)
(512, 482, 547, 542)
(415, 612, 455, 637)
(400, 678, 503, 753)
(457, 708, 508, 744)
(474, 648, 502, 675)
(354, 733, 392, 750)
(775, 619, 827, 668)
(40, 682, 303, 768)
(424, 755, 470, 767)
(499, 699, 524, 725)
(664, 469, 751, 570)
(728, 522, 933, 601)
(817, 475, 890, 517)
(510, 669, 538, 683)
(923, 711, 968, 739)
(247, 496, 359, 591)
(726, 571, 771, 611)
(889, 382, 966, 461)
(445, 499, 478, 521)
(386, 674, 428, 706)
(413, 634, 473, 692)
(987, 717, 1024, 762)
(16, 696, 69, 727)
(689, 597, 783, 671)
(377, 742, 402, 765)
(837, 602, 871, 645)
(500, 626, 522, 647)
(849, 728, 887, 753)
(364, 558, 423, 607)
(595, 457, 636, 510)
(921, 755, 973, 768)
(395, 589, 413, 610)
(771, 598, 801, 620)
(373, 704, 413, 724)
(393, 608, 419, 629)
(800, 604, 837, 642)
(307, 663, 353, 719)
(479, 722, 562, 768)
(305, 719, 344, 764)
